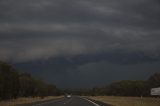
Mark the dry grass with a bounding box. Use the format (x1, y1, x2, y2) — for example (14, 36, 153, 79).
(0, 96, 62, 106)
(89, 96, 160, 106)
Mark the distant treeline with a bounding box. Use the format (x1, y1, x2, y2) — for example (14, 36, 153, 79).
(71, 73, 160, 97)
(1, 61, 160, 100)
(0, 61, 62, 100)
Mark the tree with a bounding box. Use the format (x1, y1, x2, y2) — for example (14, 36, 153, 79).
(34, 79, 48, 98)
(148, 73, 160, 88)
(106, 80, 148, 96)
(0, 61, 61, 100)
(47, 84, 60, 96)
(0, 61, 19, 100)
(19, 73, 37, 97)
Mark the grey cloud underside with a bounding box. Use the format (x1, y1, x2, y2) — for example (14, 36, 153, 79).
(0, 0, 160, 62)
(15, 60, 160, 88)
(1, 0, 160, 88)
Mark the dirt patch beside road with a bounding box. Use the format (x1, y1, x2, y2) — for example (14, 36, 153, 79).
(89, 96, 160, 106)
(0, 96, 62, 106)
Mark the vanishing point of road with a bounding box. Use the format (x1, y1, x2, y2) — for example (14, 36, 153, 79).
(21, 96, 109, 106)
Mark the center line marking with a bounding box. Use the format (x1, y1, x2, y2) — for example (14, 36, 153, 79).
(33, 98, 64, 106)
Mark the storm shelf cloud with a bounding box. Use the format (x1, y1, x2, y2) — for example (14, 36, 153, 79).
(0, 0, 160, 88)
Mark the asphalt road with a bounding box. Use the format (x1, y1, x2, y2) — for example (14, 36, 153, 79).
(23, 96, 109, 106)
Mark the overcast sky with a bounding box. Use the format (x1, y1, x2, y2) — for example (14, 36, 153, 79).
(1, 0, 160, 88)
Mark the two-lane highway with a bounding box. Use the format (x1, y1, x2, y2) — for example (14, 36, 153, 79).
(23, 96, 108, 106)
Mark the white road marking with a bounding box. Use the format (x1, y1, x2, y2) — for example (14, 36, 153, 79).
(33, 97, 100, 106)
(81, 98, 100, 106)
(33, 98, 64, 106)
(63, 98, 73, 105)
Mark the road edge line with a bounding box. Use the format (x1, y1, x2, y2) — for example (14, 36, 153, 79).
(81, 97, 100, 106)
(33, 98, 64, 106)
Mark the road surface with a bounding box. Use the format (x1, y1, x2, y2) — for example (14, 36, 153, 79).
(21, 96, 109, 106)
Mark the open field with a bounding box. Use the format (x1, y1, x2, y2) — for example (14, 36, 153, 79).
(89, 96, 160, 106)
(0, 96, 62, 106)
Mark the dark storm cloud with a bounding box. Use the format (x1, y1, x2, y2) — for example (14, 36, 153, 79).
(1, 0, 160, 27)
(15, 60, 160, 88)
(1, 0, 160, 88)
(0, 0, 159, 62)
